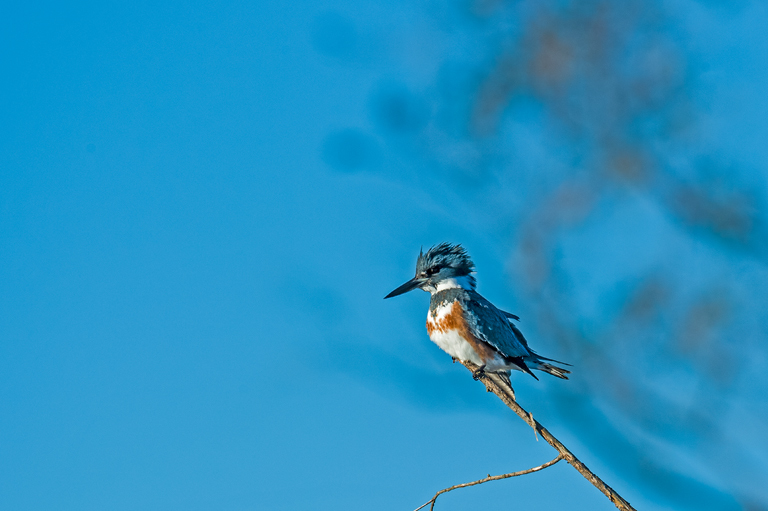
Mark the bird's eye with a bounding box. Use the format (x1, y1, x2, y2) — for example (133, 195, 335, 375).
(426, 267, 439, 276)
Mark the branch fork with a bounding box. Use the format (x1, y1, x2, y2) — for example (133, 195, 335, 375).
(414, 361, 636, 511)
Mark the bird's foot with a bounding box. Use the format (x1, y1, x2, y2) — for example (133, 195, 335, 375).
(451, 357, 457, 363)
(472, 365, 486, 381)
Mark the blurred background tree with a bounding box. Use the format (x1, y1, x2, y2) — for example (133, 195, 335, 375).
(325, 0, 768, 508)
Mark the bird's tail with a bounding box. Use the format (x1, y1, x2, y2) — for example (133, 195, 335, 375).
(531, 360, 570, 380)
(494, 371, 517, 400)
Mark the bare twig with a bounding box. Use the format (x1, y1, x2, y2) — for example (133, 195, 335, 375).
(461, 361, 636, 511)
(413, 454, 563, 511)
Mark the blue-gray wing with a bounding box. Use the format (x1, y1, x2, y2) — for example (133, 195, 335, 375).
(461, 291, 531, 359)
(500, 310, 520, 321)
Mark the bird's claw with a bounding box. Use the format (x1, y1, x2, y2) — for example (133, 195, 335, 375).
(472, 365, 486, 381)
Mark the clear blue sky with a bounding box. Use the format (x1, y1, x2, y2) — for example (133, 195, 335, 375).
(2, 1, 766, 510)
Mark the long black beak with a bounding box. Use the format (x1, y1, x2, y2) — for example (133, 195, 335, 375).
(384, 277, 424, 299)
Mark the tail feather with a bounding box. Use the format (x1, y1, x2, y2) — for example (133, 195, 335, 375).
(497, 371, 513, 389)
(530, 351, 572, 367)
(495, 371, 517, 400)
(532, 361, 570, 380)
(510, 356, 539, 380)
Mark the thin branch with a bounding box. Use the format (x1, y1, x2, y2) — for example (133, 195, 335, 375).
(461, 361, 637, 511)
(413, 454, 563, 511)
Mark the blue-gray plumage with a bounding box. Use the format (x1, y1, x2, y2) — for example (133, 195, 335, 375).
(385, 243, 570, 382)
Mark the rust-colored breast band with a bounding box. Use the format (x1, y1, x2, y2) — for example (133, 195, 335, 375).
(427, 300, 497, 362)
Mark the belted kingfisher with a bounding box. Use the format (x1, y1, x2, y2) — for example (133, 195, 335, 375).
(385, 243, 569, 384)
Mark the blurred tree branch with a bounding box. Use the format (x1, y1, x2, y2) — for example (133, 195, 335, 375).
(349, 0, 768, 505)
(461, 361, 637, 511)
(414, 454, 563, 511)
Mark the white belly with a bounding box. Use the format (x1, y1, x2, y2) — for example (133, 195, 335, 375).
(426, 302, 484, 365)
(426, 300, 515, 370)
(428, 328, 484, 365)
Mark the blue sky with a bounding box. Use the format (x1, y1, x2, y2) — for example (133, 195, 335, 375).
(2, 1, 767, 510)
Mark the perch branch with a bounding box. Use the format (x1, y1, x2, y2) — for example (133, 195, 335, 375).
(413, 454, 563, 511)
(461, 361, 636, 511)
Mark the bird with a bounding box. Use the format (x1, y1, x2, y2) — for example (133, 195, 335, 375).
(385, 243, 570, 389)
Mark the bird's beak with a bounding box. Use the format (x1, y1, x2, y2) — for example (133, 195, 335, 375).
(384, 277, 424, 299)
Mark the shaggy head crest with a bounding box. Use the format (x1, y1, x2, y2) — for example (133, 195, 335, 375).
(415, 243, 476, 288)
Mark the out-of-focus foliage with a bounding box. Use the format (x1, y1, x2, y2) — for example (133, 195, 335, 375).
(331, 0, 768, 509)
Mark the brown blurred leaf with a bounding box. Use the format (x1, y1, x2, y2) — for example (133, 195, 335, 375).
(672, 185, 755, 243)
(620, 276, 669, 322)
